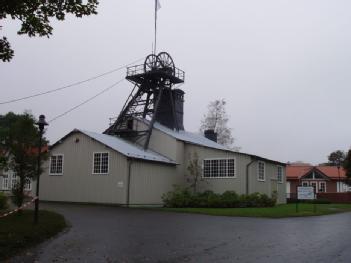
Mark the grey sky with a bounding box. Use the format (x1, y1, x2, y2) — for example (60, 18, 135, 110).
(1, 0, 350, 164)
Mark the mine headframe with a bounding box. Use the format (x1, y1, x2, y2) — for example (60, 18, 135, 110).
(104, 52, 185, 150)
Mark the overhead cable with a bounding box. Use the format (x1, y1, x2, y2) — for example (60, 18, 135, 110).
(49, 78, 124, 123)
(0, 57, 143, 105)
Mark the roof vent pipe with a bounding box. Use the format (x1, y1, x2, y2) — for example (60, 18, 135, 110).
(204, 129, 217, 143)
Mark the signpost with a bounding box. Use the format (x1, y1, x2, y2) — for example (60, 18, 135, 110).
(297, 186, 315, 200)
(296, 186, 316, 213)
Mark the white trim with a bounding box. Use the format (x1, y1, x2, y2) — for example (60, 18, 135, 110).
(1, 171, 10, 190)
(277, 165, 283, 184)
(49, 154, 64, 176)
(257, 161, 265, 182)
(302, 181, 309, 187)
(92, 152, 109, 175)
(202, 158, 236, 179)
(319, 181, 326, 193)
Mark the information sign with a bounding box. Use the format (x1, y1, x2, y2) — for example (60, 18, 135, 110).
(297, 186, 315, 200)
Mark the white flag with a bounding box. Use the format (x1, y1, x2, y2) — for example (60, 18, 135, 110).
(156, 0, 161, 11)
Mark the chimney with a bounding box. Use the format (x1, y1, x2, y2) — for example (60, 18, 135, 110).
(204, 129, 217, 142)
(172, 89, 184, 130)
(155, 88, 185, 130)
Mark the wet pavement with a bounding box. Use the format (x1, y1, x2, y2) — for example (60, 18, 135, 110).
(10, 203, 351, 263)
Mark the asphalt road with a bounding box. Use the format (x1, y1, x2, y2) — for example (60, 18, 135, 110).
(10, 203, 351, 263)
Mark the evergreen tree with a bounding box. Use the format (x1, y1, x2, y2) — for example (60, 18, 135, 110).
(327, 150, 346, 166)
(343, 149, 351, 180)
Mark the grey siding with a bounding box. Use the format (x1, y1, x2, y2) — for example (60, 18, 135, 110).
(129, 161, 179, 205)
(134, 119, 178, 161)
(40, 133, 128, 204)
(184, 144, 286, 204)
(184, 144, 251, 194)
(248, 161, 286, 203)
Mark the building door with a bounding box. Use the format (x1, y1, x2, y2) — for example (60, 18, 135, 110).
(286, 181, 290, 198)
(271, 180, 278, 197)
(311, 182, 317, 193)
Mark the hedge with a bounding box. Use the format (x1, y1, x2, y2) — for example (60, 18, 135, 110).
(162, 186, 276, 208)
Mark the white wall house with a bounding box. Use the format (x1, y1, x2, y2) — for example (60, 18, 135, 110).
(39, 118, 286, 205)
(0, 170, 33, 195)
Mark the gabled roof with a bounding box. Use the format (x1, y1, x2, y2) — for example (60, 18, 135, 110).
(317, 166, 346, 179)
(151, 122, 286, 166)
(152, 122, 229, 151)
(52, 129, 177, 165)
(286, 165, 346, 180)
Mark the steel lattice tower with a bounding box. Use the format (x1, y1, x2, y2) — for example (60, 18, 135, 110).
(104, 52, 185, 150)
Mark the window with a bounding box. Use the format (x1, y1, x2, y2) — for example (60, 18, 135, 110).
(319, 182, 326, 193)
(257, 161, 265, 181)
(93, 152, 109, 174)
(24, 178, 32, 191)
(203, 158, 236, 178)
(277, 166, 283, 183)
(302, 181, 309, 187)
(1, 171, 31, 191)
(49, 154, 64, 175)
(311, 182, 317, 193)
(2, 173, 9, 190)
(11, 172, 18, 189)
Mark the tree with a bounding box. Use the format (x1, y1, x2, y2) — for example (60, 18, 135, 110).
(343, 149, 351, 180)
(0, 0, 99, 62)
(327, 150, 346, 166)
(186, 152, 205, 193)
(0, 112, 47, 207)
(200, 99, 235, 148)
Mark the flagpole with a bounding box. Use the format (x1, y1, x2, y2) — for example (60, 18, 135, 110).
(154, 0, 157, 55)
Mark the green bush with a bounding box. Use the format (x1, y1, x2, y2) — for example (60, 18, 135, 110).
(11, 183, 24, 208)
(162, 187, 276, 208)
(0, 192, 8, 210)
(221, 191, 239, 208)
(162, 186, 193, 208)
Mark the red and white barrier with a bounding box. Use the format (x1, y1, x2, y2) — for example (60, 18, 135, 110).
(0, 196, 38, 218)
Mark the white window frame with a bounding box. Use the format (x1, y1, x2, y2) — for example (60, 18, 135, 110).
(1, 171, 32, 191)
(92, 152, 109, 175)
(319, 181, 326, 193)
(2, 172, 10, 190)
(257, 161, 265, 182)
(11, 172, 18, 189)
(49, 154, 64, 176)
(302, 181, 309, 187)
(311, 182, 317, 193)
(202, 158, 236, 179)
(24, 177, 32, 191)
(277, 166, 283, 183)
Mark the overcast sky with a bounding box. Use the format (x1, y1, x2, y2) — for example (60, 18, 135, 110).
(1, 0, 350, 164)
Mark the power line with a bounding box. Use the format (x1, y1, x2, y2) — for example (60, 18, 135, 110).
(0, 57, 144, 105)
(49, 78, 125, 123)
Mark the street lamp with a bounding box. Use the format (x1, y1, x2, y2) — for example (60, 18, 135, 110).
(34, 115, 48, 224)
(337, 160, 341, 193)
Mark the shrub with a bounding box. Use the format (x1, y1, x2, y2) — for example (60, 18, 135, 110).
(11, 183, 24, 208)
(162, 185, 193, 208)
(162, 187, 277, 208)
(0, 192, 8, 210)
(221, 191, 239, 208)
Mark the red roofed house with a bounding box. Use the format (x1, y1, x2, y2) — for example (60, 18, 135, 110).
(286, 164, 350, 198)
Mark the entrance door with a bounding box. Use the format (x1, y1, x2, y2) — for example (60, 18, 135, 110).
(271, 179, 278, 197)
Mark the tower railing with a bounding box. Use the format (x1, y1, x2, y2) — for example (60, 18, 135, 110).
(126, 64, 185, 83)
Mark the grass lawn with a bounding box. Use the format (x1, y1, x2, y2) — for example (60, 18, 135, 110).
(160, 203, 351, 218)
(0, 210, 67, 260)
